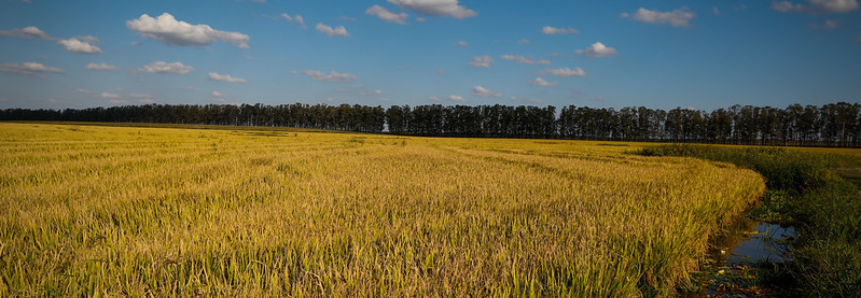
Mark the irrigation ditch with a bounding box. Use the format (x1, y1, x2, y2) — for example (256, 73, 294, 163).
(640, 144, 861, 297)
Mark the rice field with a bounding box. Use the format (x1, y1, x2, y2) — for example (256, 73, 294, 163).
(0, 122, 766, 297)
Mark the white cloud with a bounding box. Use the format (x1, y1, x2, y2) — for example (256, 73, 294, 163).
(772, 1, 803, 12)
(576, 42, 618, 58)
(469, 55, 494, 68)
(518, 39, 531, 44)
(542, 67, 586, 77)
(57, 38, 103, 54)
(366, 5, 409, 24)
(281, 13, 307, 28)
(137, 61, 194, 75)
(500, 55, 550, 65)
(74, 35, 99, 43)
(316, 23, 349, 37)
(303, 70, 357, 82)
(810, 0, 859, 12)
(208, 72, 248, 83)
(511, 96, 543, 104)
(211, 91, 224, 97)
(456, 40, 469, 46)
(109, 99, 129, 104)
(101, 92, 121, 99)
(85, 63, 118, 70)
(447, 95, 466, 102)
(621, 7, 696, 27)
(773, 0, 858, 13)
(138, 99, 156, 104)
(528, 77, 558, 87)
(542, 26, 578, 35)
(387, 0, 477, 19)
(810, 19, 840, 28)
(76, 88, 92, 94)
(0, 26, 54, 40)
(472, 86, 502, 97)
(126, 13, 250, 48)
(1, 62, 65, 76)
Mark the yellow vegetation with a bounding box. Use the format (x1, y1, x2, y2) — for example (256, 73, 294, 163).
(0, 123, 765, 297)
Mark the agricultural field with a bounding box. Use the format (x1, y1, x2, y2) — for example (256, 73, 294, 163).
(0, 122, 768, 297)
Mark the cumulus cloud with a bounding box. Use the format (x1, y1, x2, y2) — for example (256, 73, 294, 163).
(281, 13, 307, 28)
(528, 77, 558, 87)
(772, 1, 801, 12)
(447, 95, 466, 102)
(542, 26, 578, 35)
(303, 70, 357, 82)
(57, 38, 103, 54)
(387, 0, 477, 19)
(211, 91, 224, 97)
(621, 7, 696, 27)
(576, 42, 618, 58)
(772, 0, 858, 13)
(1, 62, 65, 76)
(0, 26, 54, 40)
(100, 92, 121, 99)
(85, 63, 118, 70)
(469, 55, 494, 68)
(511, 96, 543, 104)
(208, 72, 247, 83)
(366, 5, 409, 24)
(542, 67, 586, 77)
(127, 13, 251, 48)
(500, 55, 551, 65)
(456, 40, 469, 46)
(316, 23, 349, 37)
(472, 86, 502, 97)
(137, 61, 194, 75)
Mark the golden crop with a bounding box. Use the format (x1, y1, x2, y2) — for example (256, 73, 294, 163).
(0, 123, 765, 297)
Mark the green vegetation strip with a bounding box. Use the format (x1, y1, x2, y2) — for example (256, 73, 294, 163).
(641, 144, 861, 297)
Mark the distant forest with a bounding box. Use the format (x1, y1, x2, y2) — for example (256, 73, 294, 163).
(2, 102, 859, 147)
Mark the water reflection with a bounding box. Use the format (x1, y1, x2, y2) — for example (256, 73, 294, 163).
(726, 222, 795, 265)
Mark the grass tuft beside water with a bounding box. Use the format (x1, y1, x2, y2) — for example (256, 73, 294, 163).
(641, 143, 861, 297)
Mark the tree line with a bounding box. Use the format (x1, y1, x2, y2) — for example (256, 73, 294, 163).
(1, 102, 859, 147)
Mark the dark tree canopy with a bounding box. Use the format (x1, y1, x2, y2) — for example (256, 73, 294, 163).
(1, 102, 859, 147)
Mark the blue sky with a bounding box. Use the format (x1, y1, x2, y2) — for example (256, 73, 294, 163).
(1, 0, 859, 111)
